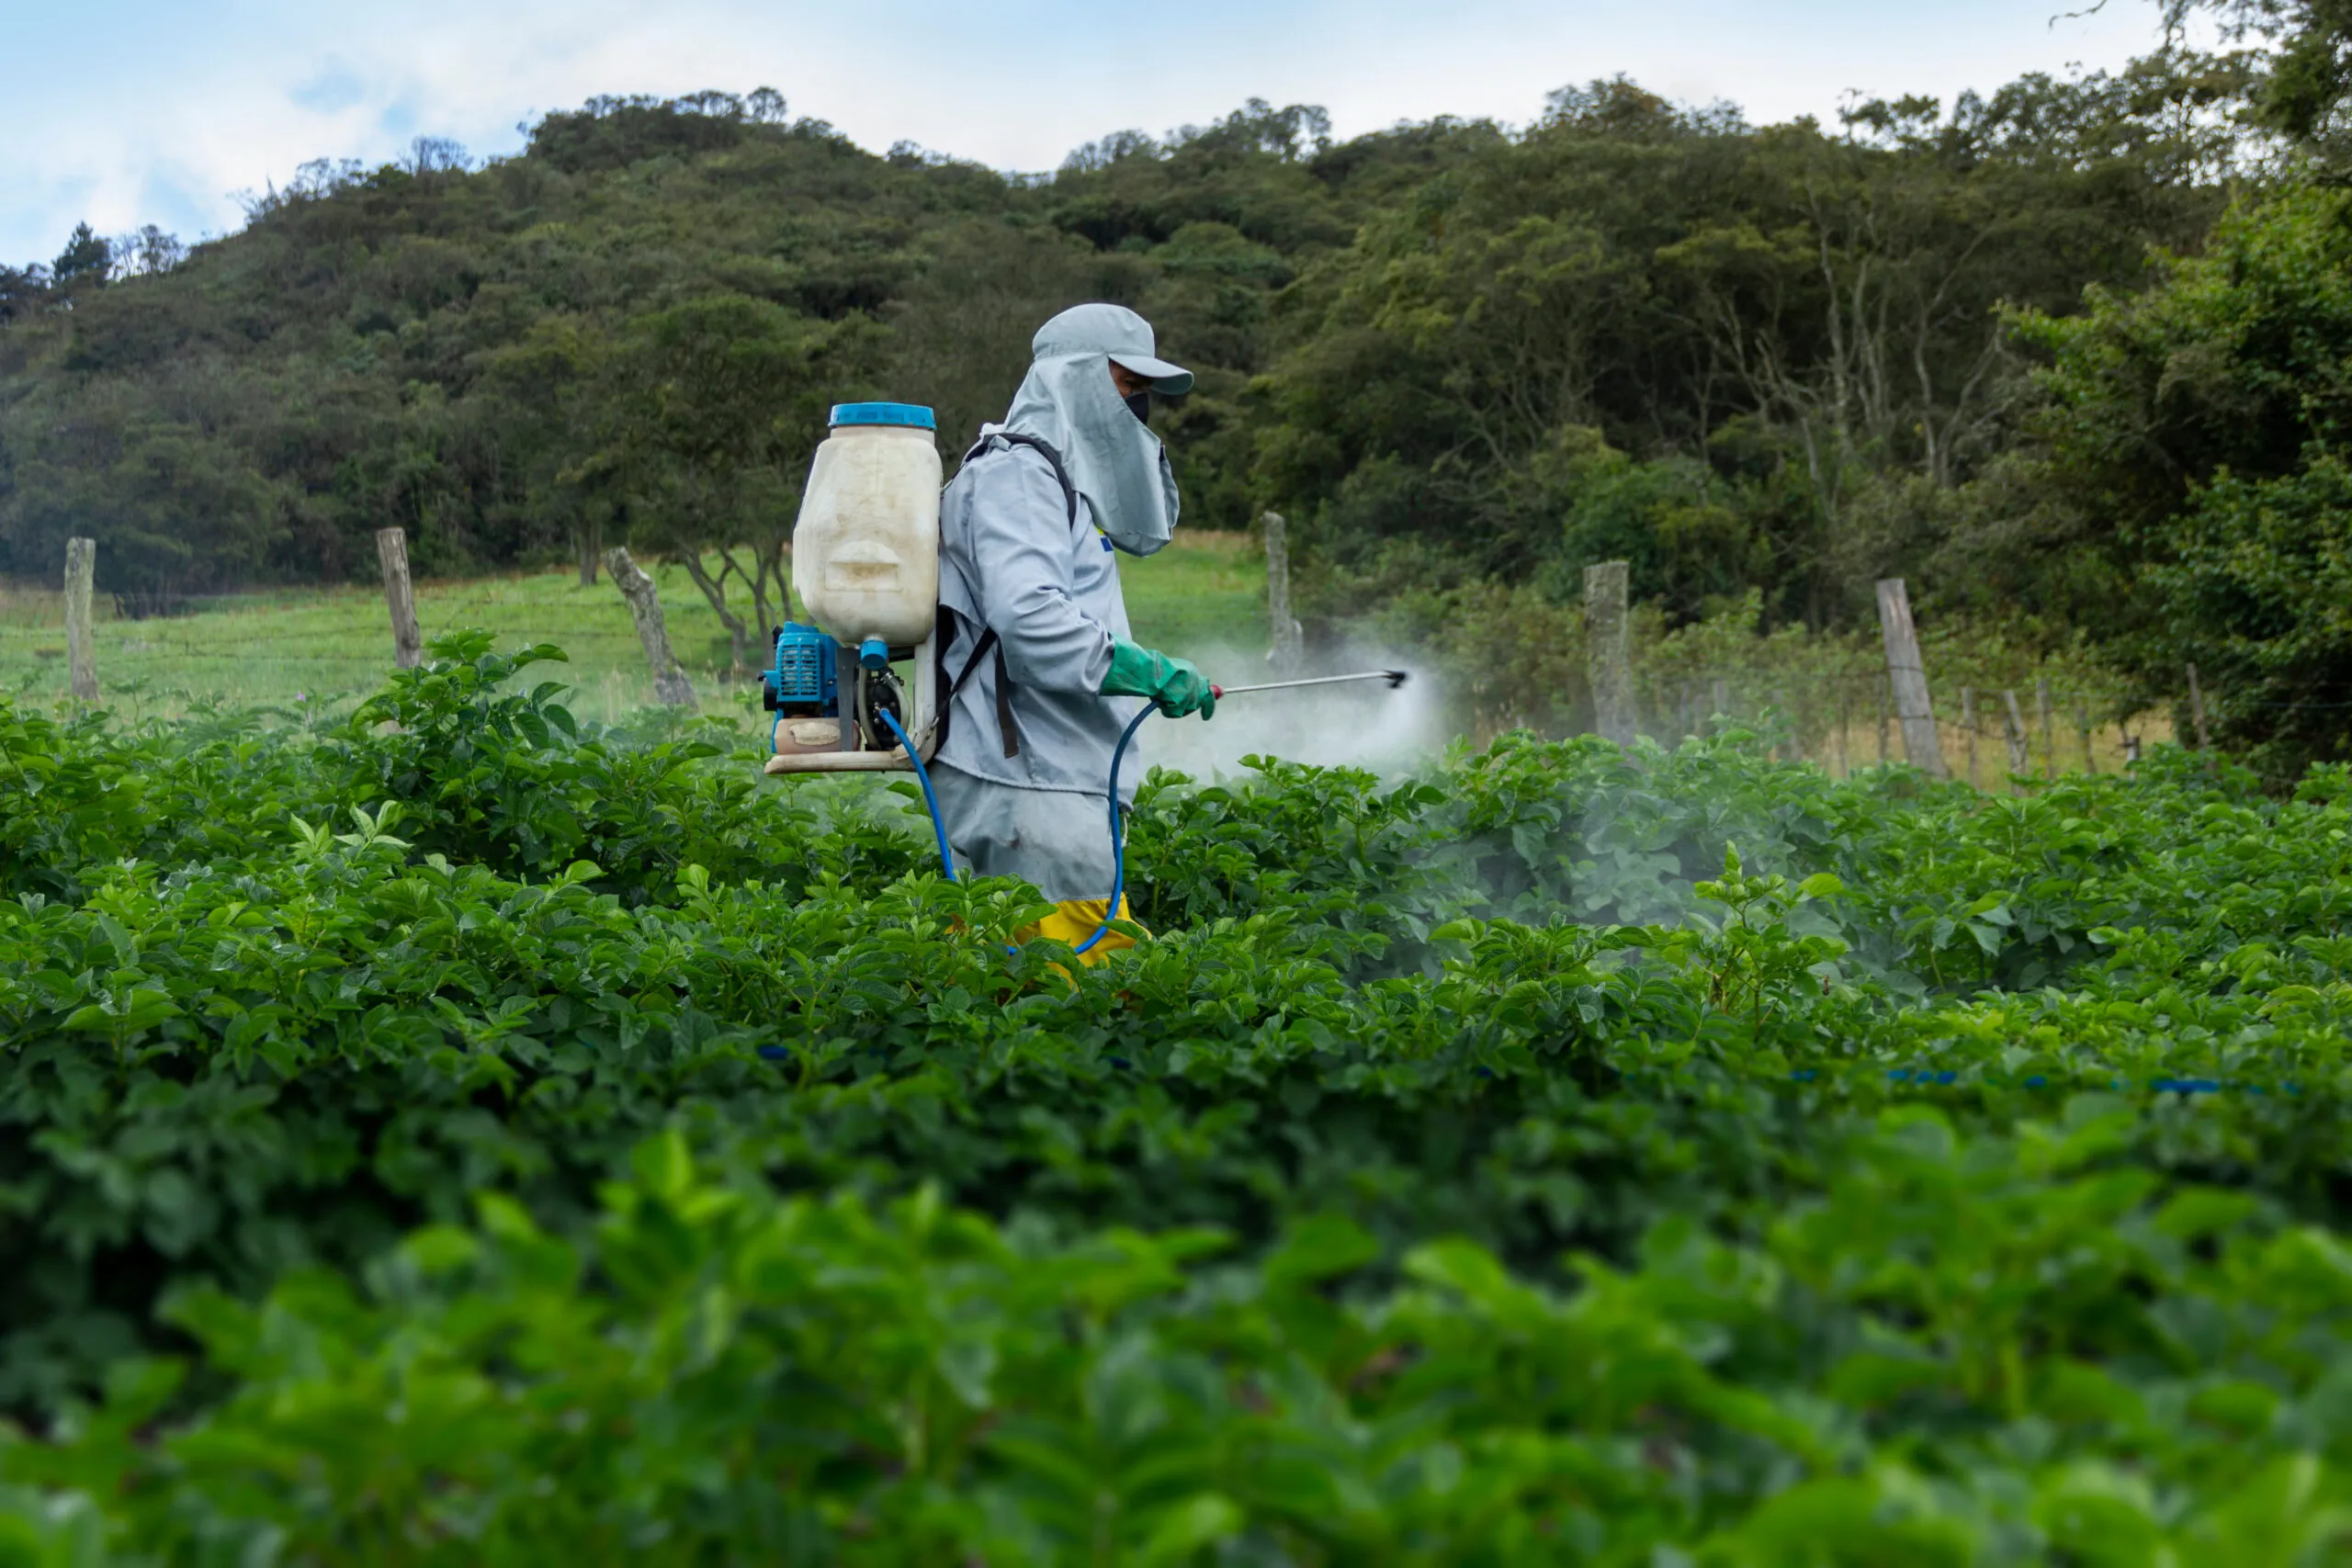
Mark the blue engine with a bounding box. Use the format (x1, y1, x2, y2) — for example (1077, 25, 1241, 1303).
(761, 623, 840, 716)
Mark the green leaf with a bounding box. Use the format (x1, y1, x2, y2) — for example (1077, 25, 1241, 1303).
(1266, 1213, 1380, 1287)
(632, 1128, 695, 1201)
(1137, 1494, 1242, 1564)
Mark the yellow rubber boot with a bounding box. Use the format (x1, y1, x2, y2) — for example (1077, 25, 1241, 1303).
(1016, 897, 1144, 966)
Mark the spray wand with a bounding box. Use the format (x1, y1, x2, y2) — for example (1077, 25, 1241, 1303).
(1209, 669, 1408, 699)
(881, 666, 1412, 957)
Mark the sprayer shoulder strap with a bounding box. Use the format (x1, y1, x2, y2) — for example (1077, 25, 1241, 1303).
(960, 432, 1081, 531)
(936, 616, 1020, 760)
(937, 432, 1083, 761)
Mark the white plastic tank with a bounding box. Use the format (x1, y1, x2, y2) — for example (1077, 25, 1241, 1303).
(792, 402, 942, 649)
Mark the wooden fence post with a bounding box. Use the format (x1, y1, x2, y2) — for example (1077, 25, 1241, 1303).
(1834, 693, 1849, 777)
(1261, 511, 1304, 673)
(2187, 662, 2211, 750)
(1584, 560, 1635, 744)
(375, 527, 423, 670)
(63, 537, 97, 702)
(1962, 686, 1978, 790)
(1873, 578, 1947, 777)
(2036, 678, 2055, 780)
(2075, 705, 2096, 774)
(2001, 690, 2030, 784)
(1878, 688, 1890, 764)
(605, 547, 698, 708)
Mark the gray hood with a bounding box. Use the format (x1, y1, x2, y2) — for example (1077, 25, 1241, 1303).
(1000, 305, 1185, 558)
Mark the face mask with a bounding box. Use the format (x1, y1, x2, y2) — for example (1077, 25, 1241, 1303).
(1124, 390, 1150, 425)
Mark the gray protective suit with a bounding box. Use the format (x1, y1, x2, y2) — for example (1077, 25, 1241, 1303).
(928, 305, 1190, 903)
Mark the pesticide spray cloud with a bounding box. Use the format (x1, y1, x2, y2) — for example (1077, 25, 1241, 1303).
(1137, 643, 1449, 781)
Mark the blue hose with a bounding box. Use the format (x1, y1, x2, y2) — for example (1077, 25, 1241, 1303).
(876, 707, 958, 885)
(1074, 703, 1155, 954)
(877, 702, 1157, 957)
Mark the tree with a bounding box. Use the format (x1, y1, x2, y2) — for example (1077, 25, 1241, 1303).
(0, 384, 280, 601)
(2138, 457, 2352, 776)
(0, 62, 2268, 664)
(587, 294, 865, 669)
(1253, 62, 2223, 628)
(403, 137, 470, 175)
(0, 265, 47, 325)
(2170, 0, 2352, 161)
(50, 224, 109, 292)
(2003, 183, 2352, 771)
(116, 227, 185, 278)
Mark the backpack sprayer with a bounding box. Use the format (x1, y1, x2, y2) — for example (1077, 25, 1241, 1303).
(760, 402, 944, 772)
(763, 399, 1408, 953)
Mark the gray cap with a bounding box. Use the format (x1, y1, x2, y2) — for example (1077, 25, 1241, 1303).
(1032, 302, 1194, 395)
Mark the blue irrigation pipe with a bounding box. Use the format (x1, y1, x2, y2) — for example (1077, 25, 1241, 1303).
(1790, 1066, 2303, 1097)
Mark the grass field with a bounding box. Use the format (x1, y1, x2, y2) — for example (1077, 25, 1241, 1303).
(0, 532, 1272, 723)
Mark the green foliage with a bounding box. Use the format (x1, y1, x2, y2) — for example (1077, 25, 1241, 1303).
(329, 630, 894, 899)
(2015, 185, 2352, 773)
(2137, 456, 2352, 777)
(5, 644, 2352, 1553)
(2167, 0, 2352, 158)
(1264, 66, 2233, 634)
(0, 90, 1401, 604)
(1551, 435, 1757, 622)
(46, 227, 108, 294)
(21, 1115, 2352, 1565)
(0, 52, 2248, 654)
(6, 55, 2332, 768)
(1682, 847, 1848, 1036)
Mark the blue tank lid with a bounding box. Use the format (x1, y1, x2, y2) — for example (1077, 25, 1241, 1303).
(830, 401, 935, 430)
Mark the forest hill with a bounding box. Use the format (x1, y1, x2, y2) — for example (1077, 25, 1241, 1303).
(10, 26, 2352, 772)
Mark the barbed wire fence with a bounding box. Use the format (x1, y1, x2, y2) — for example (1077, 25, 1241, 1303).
(13, 544, 2287, 783)
(1589, 571, 2204, 790)
(1629, 668, 2161, 789)
(7, 530, 757, 727)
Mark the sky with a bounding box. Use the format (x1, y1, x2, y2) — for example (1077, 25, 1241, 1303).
(0, 0, 2172, 268)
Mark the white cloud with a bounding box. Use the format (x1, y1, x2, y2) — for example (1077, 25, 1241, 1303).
(1, 0, 2168, 265)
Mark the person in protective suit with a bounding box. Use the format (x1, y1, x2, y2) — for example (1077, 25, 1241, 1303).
(929, 303, 1215, 959)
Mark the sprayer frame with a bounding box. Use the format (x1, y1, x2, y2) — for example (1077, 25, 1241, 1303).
(762, 633, 941, 775)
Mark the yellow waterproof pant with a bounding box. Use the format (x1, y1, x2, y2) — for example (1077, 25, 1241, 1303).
(1016, 897, 1143, 965)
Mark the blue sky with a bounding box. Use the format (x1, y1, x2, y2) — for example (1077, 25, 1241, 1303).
(2, 0, 2171, 267)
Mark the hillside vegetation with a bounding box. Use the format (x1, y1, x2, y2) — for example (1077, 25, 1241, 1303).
(0, 74, 2228, 616)
(11, 34, 2347, 755)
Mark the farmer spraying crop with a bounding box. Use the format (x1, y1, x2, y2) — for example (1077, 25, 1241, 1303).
(927, 304, 1215, 957)
(761, 302, 1404, 961)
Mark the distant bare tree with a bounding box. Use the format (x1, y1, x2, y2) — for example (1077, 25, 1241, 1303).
(112, 226, 185, 279)
(406, 137, 472, 175)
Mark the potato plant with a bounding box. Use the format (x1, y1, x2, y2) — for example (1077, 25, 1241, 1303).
(4, 635, 2352, 1562)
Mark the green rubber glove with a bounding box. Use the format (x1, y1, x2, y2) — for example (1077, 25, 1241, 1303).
(1102, 639, 1216, 719)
